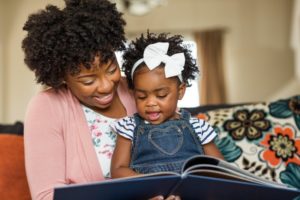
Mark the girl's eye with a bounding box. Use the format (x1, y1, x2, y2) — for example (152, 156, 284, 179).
(157, 92, 168, 99)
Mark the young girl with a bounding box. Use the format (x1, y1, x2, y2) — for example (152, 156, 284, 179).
(111, 32, 223, 178)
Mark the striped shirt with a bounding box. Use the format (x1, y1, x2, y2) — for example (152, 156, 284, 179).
(111, 116, 217, 145)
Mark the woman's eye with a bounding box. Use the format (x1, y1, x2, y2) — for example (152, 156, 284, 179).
(108, 68, 116, 74)
(137, 96, 146, 100)
(81, 80, 94, 85)
(108, 64, 118, 74)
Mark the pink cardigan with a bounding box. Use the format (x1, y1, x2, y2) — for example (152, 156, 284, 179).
(24, 79, 136, 200)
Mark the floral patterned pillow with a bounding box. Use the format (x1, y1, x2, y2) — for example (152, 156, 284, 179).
(197, 95, 300, 189)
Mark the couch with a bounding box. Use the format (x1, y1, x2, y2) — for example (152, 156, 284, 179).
(186, 94, 300, 190)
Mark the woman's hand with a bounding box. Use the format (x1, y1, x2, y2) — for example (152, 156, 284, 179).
(149, 195, 181, 200)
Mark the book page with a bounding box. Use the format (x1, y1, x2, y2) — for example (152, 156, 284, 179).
(181, 155, 290, 189)
(127, 171, 180, 179)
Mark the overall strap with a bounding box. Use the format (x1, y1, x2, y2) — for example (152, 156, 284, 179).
(132, 113, 145, 147)
(133, 113, 144, 126)
(130, 113, 146, 167)
(180, 109, 202, 146)
(180, 109, 192, 121)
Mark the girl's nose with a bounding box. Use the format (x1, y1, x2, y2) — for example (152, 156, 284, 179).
(146, 96, 157, 107)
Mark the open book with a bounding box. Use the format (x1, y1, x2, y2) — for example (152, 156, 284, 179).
(54, 155, 300, 200)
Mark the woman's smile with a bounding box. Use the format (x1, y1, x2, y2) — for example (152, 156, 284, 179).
(93, 93, 114, 106)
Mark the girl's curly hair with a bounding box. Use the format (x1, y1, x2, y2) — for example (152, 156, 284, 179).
(122, 32, 199, 89)
(22, 0, 126, 88)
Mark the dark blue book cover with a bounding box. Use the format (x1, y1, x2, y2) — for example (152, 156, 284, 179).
(54, 155, 300, 200)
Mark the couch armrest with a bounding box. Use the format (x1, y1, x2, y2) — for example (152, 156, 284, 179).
(0, 134, 31, 200)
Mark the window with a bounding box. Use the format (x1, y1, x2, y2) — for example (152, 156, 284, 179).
(178, 41, 200, 108)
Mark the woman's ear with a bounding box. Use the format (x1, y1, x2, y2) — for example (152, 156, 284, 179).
(178, 83, 186, 100)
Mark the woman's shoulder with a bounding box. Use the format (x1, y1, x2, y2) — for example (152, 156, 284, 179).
(31, 86, 72, 102)
(25, 86, 83, 126)
(28, 86, 77, 110)
(118, 77, 137, 115)
(118, 77, 131, 93)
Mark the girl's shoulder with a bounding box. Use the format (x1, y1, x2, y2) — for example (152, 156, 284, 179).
(110, 115, 136, 140)
(189, 116, 213, 130)
(111, 115, 135, 131)
(114, 115, 135, 126)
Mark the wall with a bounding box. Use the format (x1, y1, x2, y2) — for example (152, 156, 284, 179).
(0, 0, 63, 123)
(123, 0, 294, 103)
(269, 0, 300, 100)
(0, 1, 4, 122)
(0, 0, 295, 123)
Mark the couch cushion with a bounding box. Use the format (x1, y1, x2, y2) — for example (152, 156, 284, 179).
(0, 134, 31, 200)
(196, 95, 300, 189)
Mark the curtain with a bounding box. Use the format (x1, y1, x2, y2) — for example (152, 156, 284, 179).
(194, 29, 227, 105)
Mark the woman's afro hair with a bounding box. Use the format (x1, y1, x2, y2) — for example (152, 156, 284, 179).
(22, 0, 126, 88)
(122, 31, 199, 89)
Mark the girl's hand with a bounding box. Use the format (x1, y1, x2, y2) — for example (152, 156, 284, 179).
(149, 195, 181, 200)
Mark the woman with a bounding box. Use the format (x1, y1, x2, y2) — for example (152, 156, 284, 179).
(22, 0, 178, 199)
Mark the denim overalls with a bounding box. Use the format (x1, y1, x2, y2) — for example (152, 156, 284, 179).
(130, 109, 204, 174)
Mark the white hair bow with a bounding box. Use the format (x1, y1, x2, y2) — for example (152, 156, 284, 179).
(131, 42, 185, 81)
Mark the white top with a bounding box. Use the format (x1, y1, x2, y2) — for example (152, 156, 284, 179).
(82, 105, 117, 179)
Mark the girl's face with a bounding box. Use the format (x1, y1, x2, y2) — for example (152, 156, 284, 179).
(133, 65, 186, 124)
(65, 55, 121, 114)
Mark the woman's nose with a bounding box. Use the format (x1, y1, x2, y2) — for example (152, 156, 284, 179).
(96, 76, 113, 93)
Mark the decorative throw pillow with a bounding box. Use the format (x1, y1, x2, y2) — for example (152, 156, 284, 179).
(197, 95, 300, 189)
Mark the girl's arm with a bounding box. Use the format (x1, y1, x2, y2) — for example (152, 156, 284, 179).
(197, 119, 224, 160)
(111, 135, 139, 178)
(203, 141, 224, 160)
(111, 135, 180, 200)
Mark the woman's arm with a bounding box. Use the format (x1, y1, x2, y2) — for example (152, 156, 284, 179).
(111, 135, 139, 178)
(24, 93, 66, 200)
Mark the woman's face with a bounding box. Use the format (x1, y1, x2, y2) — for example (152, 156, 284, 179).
(65, 55, 121, 113)
(133, 65, 186, 124)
